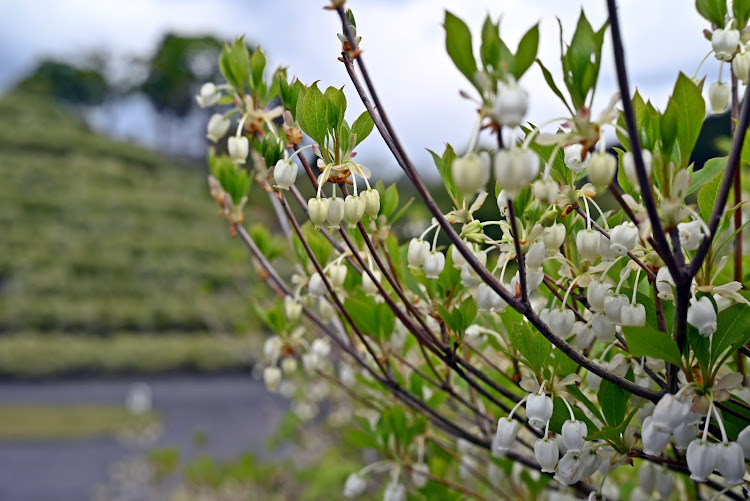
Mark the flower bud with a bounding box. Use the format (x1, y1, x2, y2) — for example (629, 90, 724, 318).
(494, 149, 540, 198)
(656, 267, 675, 301)
(733, 49, 750, 84)
(623, 150, 652, 189)
(686, 439, 717, 482)
(327, 197, 345, 228)
(327, 263, 348, 289)
(554, 451, 583, 485)
(308, 272, 327, 297)
(576, 229, 600, 261)
(652, 394, 691, 433)
(526, 393, 554, 430)
(407, 238, 430, 267)
(383, 480, 406, 501)
(678, 220, 704, 250)
(308, 197, 330, 229)
(343, 473, 367, 498)
(493, 417, 518, 454)
(411, 463, 429, 489)
(317, 297, 335, 322)
(592, 312, 617, 342)
(687, 296, 717, 337)
(587, 281, 612, 311)
(712, 27, 740, 61)
(263, 366, 282, 391)
(423, 251, 445, 279)
(564, 144, 589, 173)
(206, 113, 230, 142)
(543, 223, 566, 250)
(534, 438, 559, 473)
(716, 442, 745, 486)
(452, 152, 490, 195)
(362, 269, 381, 295)
(603, 294, 628, 324)
(641, 416, 671, 456)
(494, 82, 529, 127)
(655, 467, 674, 499)
(284, 296, 302, 322)
(274, 159, 298, 190)
(532, 178, 559, 205)
(196, 82, 221, 108)
(562, 420, 587, 453)
(620, 303, 646, 327)
(609, 222, 639, 256)
(343, 194, 366, 226)
(526, 240, 546, 269)
(228, 136, 249, 164)
(708, 81, 730, 114)
(362, 188, 380, 218)
(588, 152, 616, 191)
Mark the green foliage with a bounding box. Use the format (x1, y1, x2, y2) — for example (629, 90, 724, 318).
(210, 153, 252, 203)
(623, 326, 682, 367)
(687, 156, 726, 196)
(444, 11, 478, 87)
(344, 293, 396, 341)
(698, 172, 722, 223)
(351, 110, 374, 147)
(688, 304, 750, 377)
(14, 59, 109, 106)
(695, 0, 728, 27)
(661, 73, 705, 167)
(510, 323, 552, 374)
(734, 0, 750, 29)
(597, 380, 629, 428)
(560, 11, 608, 111)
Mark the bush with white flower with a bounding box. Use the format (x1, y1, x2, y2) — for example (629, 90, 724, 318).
(197, 0, 750, 499)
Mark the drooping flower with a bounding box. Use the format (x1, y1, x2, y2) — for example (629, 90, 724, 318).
(423, 251, 446, 279)
(274, 159, 298, 190)
(715, 441, 745, 486)
(609, 222, 639, 256)
(562, 420, 587, 453)
(534, 437, 560, 473)
(708, 81, 730, 114)
(686, 439, 717, 482)
(196, 82, 221, 108)
(576, 229, 600, 261)
(494, 149, 540, 197)
(206, 113, 231, 142)
(712, 26, 740, 61)
(564, 144, 590, 173)
(687, 296, 717, 337)
(526, 393, 554, 429)
(452, 152, 491, 195)
(407, 238, 430, 267)
(494, 82, 529, 127)
(623, 149, 653, 189)
(308, 197, 330, 229)
(493, 417, 518, 454)
(343, 472, 367, 498)
(588, 152, 616, 191)
(678, 220, 704, 250)
(228, 136, 249, 164)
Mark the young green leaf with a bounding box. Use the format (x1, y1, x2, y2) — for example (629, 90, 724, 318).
(324, 86, 347, 130)
(698, 174, 722, 223)
(661, 73, 705, 167)
(513, 24, 539, 80)
(687, 157, 726, 196)
(597, 380, 629, 427)
(510, 323, 552, 373)
(735, 0, 750, 29)
(299, 82, 328, 145)
(623, 326, 682, 367)
(696, 0, 728, 27)
(350, 110, 374, 147)
(250, 48, 266, 89)
(444, 11, 478, 87)
(480, 15, 501, 72)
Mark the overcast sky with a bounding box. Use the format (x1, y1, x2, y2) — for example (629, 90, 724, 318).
(0, 0, 720, 176)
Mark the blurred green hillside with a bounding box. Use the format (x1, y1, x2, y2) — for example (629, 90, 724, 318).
(0, 93, 273, 377)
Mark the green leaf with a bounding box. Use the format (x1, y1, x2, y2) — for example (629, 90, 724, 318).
(379, 182, 399, 219)
(711, 304, 750, 365)
(250, 48, 266, 89)
(735, 0, 750, 29)
(344, 295, 379, 339)
(698, 173, 722, 223)
(228, 38, 250, 91)
(324, 86, 347, 130)
(536, 59, 571, 113)
(563, 11, 607, 110)
(480, 16, 501, 73)
(444, 11, 478, 87)
(548, 396, 598, 435)
(696, 0, 728, 27)
(597, 380, 629, 427)
(350, 110, 374, 147)
(687, 157, 726, 196)
(661, 73, 705, 167)
(299, 82, 328, 145)
(510, 323, 552, 373)
(513, 24, 539, 80)
(623, 326, 682, 367)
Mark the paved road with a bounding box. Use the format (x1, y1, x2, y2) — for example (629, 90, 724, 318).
(0, 376, 288, 501)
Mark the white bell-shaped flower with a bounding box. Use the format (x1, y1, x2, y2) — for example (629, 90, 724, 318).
(274, 159, 298, 190)
(655, 467, 674, 499)
(641, 416, 671, 456)
(228, 136, 249, 164)
(576, 229, 600, 261)
(603, 294, 628, 324)
(548, 309, 575, 338)
(587, 281, 612, 311)
(588, 152, 616, 191)
(712, 27, 740, 61)
(534, 437, 560, 473)
(733, 49, 750, 84)
(526, 241, 546, 269)
(308, 197, 330, 229)
(687, 296, 717, 337)
(586, 367, 603, 392)
(737, 425, 750, 459)
(638, 462, 656, 493)
(264, 336, 283, 362)
(460, 264, 482, 287)
(311, 338, 331, 358)
(206, 113, 231, 142)
(592, 312, 617, 342)
(362, 188, 381, 218)
(494, 82, 529, 127)
(452, 152, 490, 195)
(531, 178, 559, 205)
(410, 463, 429, 489)
(656, 267, 675, 300)
(494, 149, 540, 197)
(496, 189, 510, 216)
(579, 449, 601, 479)
(708, 81, 730, 114)
(652, 394, 691, 433)
(598, 233, 617, 261)
(554, 451, 583, 485)
(620, 303, 646, 327)
(263, 366, 282, 391)
(564, 144, 589, 173)
(686, 439, 717, 482)
(493, 417, 518, 454)
(343, 194, 366, 225)
(543, 223, 566, 250)
(383, 480, 406, 501)
(328, 263, 348, 289)
(562, 420, 587, 453)
(715, 441, 745, 486)
(196, 82, 221, 108)
(284, 296, 302, 322)
(308, 272, 327, 297)
(343, 472, 367, 498)
(623, 149, 652, 188)
(407, 238, 430, 267)
(477, 283, 507, 313)
(678, 220, 704, 250)
(673, 420, 700, 450)
(362, 269, 381, 295)
(423, 251, 445, 279)
(609, 222, 639, 256)
(571, 321, 595, 350)
(526, 393, 554, 429)
(327, 197, 345, 228)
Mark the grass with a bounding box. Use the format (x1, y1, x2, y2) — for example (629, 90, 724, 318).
(0, 405, 157, 440)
